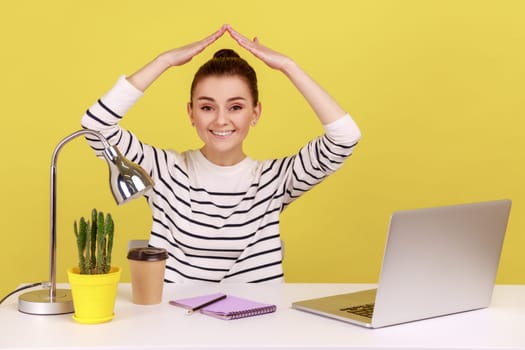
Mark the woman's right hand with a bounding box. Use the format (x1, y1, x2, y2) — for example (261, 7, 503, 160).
(158, 25, 227, 67)
(128, 25, 227, 91)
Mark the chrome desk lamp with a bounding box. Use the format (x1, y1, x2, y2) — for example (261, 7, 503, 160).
(18, 129, 154, 315)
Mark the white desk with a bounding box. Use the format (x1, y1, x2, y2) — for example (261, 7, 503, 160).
(1, 283, 524, 350)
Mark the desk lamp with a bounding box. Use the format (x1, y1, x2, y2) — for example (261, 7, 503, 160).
(18, 129, 154, 315)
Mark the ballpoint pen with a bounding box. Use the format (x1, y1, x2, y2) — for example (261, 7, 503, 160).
(186, 294, 227, 315)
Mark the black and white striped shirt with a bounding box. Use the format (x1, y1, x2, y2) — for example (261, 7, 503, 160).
(81, 76, 361, 283)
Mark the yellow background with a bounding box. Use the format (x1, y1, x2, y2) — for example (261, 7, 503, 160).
(1, 1, 524, 298)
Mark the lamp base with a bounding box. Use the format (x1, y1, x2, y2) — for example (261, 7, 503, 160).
(18, 289, 74, 315)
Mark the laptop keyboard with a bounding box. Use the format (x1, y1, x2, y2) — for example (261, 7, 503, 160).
(340, 303, 375, 318)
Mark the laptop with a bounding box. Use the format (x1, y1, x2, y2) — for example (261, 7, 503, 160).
(292, 199, 512, 328)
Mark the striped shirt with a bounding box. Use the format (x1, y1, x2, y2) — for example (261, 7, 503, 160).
(81, 76, 361, 283)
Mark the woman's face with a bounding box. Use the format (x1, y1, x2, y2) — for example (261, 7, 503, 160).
(188, 75, 261, 166)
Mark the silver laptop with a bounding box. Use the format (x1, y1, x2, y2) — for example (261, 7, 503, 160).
(292, 199, 512, 328)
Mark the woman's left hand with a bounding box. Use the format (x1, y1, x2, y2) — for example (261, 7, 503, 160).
(227, 24, 347, 125)
(226, 24, 293, 71)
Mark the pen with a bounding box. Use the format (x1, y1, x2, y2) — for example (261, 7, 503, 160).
(186, 294, 227, 315)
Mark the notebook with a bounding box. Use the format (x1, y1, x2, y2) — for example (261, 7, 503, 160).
(170, 293, 276, 320)
(292, 199, 512, 328)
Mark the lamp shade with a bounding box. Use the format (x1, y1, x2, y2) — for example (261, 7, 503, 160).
(103, 145, 154, 204)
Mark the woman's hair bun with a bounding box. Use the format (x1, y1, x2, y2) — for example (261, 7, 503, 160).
(213, 49, 240, 59)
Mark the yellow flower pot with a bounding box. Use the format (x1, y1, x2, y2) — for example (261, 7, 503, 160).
(67, 266, 121, 324)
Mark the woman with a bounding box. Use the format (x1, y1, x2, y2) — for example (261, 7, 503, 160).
(81, 25, 361, 283)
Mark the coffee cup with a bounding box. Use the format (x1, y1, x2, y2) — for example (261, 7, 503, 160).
(127, 247, 168, 305)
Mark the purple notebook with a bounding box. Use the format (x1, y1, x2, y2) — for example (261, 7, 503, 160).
(170, 293, 276, 320)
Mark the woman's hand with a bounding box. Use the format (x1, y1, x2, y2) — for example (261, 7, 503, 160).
(226, 25, 293, 71)
(128, 25, 227, 91)
(159, 25, 228, 67)
(227, 24, 346, 124)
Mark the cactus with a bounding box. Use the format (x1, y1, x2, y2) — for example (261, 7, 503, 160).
(90, 208, 98, 271)
(96, 212, 105, 274)
(73, 208, 115, 274)
(105, 213, 114, 273)
(74, 218, 87, 274)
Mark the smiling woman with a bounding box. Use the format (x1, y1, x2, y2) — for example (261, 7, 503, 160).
(80, 24, 361, 283)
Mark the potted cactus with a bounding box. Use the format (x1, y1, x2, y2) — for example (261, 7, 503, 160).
(67, 208, 122, 324)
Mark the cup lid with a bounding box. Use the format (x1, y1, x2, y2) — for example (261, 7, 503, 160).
(127, 247, 168, 261)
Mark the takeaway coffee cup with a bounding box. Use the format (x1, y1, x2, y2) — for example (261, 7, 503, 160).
(127, 247, 168, 305)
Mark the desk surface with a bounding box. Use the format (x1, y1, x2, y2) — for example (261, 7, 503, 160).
(1, 283, 524, 350)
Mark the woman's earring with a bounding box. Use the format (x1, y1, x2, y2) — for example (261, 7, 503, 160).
(251, 120, 257, 126)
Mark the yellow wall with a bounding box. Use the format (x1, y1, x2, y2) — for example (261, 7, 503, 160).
(1, 1, 524, 298)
